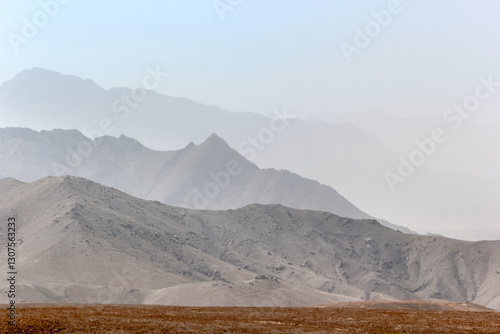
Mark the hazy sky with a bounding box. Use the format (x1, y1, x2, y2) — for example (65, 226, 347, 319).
(1, 0, 499, 121)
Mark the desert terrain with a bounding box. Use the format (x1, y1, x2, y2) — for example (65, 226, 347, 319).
(1, 301, 499, 333)
(2, 2, 499, 333)
(1, 176, 500, 310)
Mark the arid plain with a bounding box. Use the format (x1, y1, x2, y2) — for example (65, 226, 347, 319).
(2, 301, 500, 333)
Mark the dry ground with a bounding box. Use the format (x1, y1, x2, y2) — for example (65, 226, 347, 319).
(1, 302, 499, 333)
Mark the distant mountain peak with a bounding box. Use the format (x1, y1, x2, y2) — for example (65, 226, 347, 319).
(195, 133, 233, 152)
(117, 134, 145, 146)
(1, 67, 102, 93)
(204, 133, 226, 144)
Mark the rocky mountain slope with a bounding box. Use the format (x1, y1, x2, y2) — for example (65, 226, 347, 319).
(0, 176, 499, 309)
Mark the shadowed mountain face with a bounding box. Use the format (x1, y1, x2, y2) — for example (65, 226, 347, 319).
(0, 127, 373, 222)
(0, 176, 499, 309)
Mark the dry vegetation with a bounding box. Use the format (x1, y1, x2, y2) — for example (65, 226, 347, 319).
(1, 303, 499, 333)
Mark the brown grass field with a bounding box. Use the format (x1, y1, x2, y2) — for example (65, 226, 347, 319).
(1, 302, 499, 333)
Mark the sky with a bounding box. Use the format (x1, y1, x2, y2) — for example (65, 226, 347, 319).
(1, 0, 500, 121)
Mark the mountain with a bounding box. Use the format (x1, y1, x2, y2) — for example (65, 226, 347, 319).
(0, 127, 375, 223)
(0, 67, 277, 150)
(1, 68, 499, 240)
(0, 68, 395, 183)
(309, 111, 500, 179)
(307, 111, 500, 240)
(1, 176, 499, 309)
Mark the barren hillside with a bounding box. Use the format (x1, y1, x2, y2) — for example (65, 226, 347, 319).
(0, 176, 499, 309)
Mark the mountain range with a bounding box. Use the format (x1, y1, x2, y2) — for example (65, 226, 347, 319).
(309, 111, 500, 179)
(1, 127, 418, 234)
(1, 176, 499, 309)
(1, 68, 499, 240)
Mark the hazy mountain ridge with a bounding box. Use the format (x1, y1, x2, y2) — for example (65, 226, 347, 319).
(309, 111, 500, 178)
(0, 127, 376, 223)
(2, 67, 498, 240)
(0, 176, 499, 309)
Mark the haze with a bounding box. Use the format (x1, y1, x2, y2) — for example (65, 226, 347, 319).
(1, 1, 499, 120)
(1, 1, 500, 240)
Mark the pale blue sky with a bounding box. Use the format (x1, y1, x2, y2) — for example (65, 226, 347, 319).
(1, 0, 499, 121)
